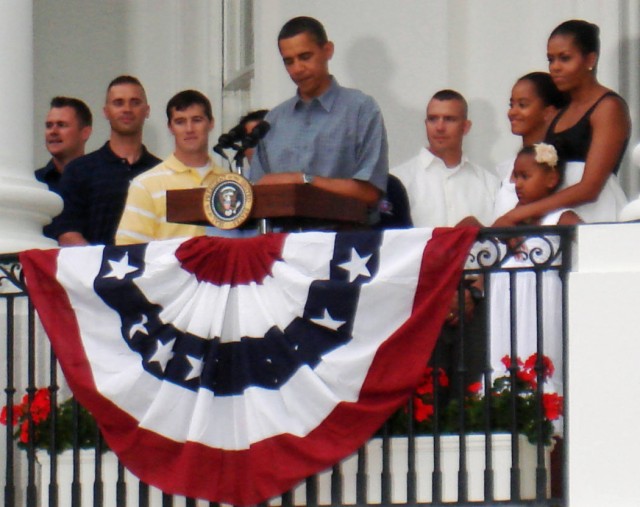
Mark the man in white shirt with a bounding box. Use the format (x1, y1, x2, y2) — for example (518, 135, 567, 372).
(393, 90, 496, 397)
(392, 89, 498, 227)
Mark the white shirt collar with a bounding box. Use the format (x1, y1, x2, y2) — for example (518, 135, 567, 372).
(418, 146, 469, 171)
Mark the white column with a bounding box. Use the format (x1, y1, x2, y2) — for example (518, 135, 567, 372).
(0, 1, 60, 254)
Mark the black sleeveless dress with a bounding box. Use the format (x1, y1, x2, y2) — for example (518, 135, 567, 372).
(542, 91, 628, 222)
(544, 91, 628, 175)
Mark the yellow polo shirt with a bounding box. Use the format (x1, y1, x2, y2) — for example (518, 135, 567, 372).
(116, 154, 228, 245)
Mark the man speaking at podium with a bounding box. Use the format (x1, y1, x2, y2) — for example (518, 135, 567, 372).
(250, 16, 389, 212)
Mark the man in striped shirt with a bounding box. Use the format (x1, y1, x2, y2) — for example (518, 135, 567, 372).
(116, 90, 228, 245)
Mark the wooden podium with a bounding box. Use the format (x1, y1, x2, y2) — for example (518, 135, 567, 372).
(167, 183, 368, 231)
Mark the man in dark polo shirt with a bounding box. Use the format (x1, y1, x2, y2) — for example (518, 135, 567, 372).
(35, 96, 93, 239)
(56, 75, 161, 246)
(36, 96, 93, 196)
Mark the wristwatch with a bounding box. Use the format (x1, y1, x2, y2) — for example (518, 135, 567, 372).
(302, 172, 315, 185)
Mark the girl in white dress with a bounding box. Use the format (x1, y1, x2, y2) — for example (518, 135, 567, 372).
(493, 72, 566, 219)
(490, 144, 580, 394)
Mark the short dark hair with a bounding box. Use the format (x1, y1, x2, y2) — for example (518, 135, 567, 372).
(278, 16, 328, 45)
(549, 19, 600, 56)
(49, 96, 93, 128)
(517, 72, 568, 110)
(106, 75, 146, 100)
(238, 109, 269, 131)
(166, 89, 213, 123)
(430, 89, 468, 118)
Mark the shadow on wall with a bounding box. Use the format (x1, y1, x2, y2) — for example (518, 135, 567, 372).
(33, 1, 130, 162)
(616, 34, 640, 197)
(343, 36, 424, 168)
(466, 98, 500, 173)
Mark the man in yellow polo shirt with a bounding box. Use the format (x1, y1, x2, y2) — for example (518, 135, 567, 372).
(116, 90, 228, 244)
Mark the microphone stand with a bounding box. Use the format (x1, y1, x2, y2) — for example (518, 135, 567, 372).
(213, 145, 233, 172)
(232, 148, 268, 233)
(229, 147, 268, 233)
(233, 149, 246, 177)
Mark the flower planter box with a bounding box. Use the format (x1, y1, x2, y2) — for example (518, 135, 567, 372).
(36, 450, 207, 507)
(282, 434, 551, 504)
(37, 435, 551, 505)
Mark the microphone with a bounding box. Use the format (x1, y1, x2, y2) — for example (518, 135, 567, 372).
(221, 125, 245, 148)
(213, 125, 246, 154)
(213, 144, 227, 159)
(242, 121, 271, 149)
(213, 122, 271, 175)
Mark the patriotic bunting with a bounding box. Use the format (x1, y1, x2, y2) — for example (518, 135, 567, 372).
(20, 227, 477, 505)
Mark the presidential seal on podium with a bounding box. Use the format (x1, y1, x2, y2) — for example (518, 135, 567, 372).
(203, 173, 254, 229)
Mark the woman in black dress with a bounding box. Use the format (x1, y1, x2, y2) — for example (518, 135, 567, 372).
(494, 20, 630, 225)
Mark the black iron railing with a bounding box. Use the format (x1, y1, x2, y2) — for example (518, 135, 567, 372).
(0, 225, 573, 506)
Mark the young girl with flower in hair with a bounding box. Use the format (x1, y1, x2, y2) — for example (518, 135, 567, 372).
(510, 143, 581, 226)
(489, 143, 580, 394)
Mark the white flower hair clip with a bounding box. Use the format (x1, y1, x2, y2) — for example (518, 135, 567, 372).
(533, 143, 558, 169)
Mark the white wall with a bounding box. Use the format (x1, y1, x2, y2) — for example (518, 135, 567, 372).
(569, 224, 640, 506)
(33, 0, 224, 166)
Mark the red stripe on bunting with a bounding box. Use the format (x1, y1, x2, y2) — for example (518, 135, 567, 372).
(19, 248, 99, 399)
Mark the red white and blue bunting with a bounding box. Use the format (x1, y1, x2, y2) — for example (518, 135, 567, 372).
(20, 227, 476, 505)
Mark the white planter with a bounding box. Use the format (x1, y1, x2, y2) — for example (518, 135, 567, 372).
(282, 434, 551, 504)
(37, 435, 551, 505)
(36, 450, 210, 507)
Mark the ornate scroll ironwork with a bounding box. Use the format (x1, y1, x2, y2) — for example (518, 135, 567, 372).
(0, 254, 24, 295)
(465, 225, 574, 274)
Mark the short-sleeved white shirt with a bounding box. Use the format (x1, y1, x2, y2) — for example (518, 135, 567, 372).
(391, 147, 499, 227)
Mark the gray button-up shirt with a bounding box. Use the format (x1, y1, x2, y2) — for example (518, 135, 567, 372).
(250, 78, 388, 192)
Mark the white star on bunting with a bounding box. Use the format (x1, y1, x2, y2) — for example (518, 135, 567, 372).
(104, 252, 138, 280)
(311, 309, 346, 331)
(185, 355, 204, 381)
(338, 248, 372, 282)
(149, 338, 176, 372)
(128, 314, 148, 340)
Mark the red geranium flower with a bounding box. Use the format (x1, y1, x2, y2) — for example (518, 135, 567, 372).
(30, 388, 51, 424)
(416, 378, 434, 395)
(542, 393, 563, 420)
(517, 368, 537, 387)
(467, 382, 482, 394)
(19, 420, 30, 444)
(524, 354, 555, 379)
(438, 368, 449, 388)
(501, 355, 524, 371)
(416, 367, 448, 395)
(0, 404, 23, 427)
(413, 397, 434, 423)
